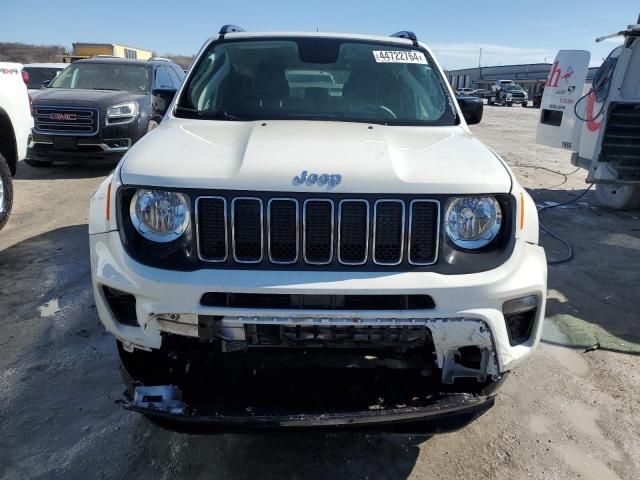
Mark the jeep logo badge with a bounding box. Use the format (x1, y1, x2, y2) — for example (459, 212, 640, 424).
(293, 170, 342, 189)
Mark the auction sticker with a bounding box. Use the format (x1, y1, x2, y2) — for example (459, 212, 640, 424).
(373, 50, 427, 64)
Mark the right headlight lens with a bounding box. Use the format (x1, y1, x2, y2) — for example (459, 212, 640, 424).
(129, 189, 190, 243)
(445, 196, 502, 249)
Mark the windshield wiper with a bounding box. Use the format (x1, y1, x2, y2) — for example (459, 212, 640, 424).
(174, 106, 243, 121)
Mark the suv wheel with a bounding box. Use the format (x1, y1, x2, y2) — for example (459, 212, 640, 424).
(596, 183, 640, 210)
(0, 153, 13, 231)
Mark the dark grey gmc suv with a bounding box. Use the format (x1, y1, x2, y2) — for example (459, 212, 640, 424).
(27, 57, 185, 166)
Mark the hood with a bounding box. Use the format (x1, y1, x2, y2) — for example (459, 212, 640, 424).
(32, 88, 147, 109)
(120, 119, 512, 195)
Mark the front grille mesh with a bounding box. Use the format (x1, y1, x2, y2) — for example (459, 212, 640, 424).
(409, 201, 439, 265)
(232, 198, 263, 262)
(373, 201, 404, 265)
(269, 199, 298, 263)
(338, 200, 369, 264)
(197, 194, 439, 267)
(304, 200, 333, 264)
(197, 197, 227, 261)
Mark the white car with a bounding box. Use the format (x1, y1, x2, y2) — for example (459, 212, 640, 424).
(89, 27, 547, 431)
(456, 87, 475, 96)
(0, 62, 32, 231)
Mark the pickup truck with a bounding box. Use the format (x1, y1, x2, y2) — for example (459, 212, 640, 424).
(0, 62, 32, 231)
(487, 80, 529, 107)
(89, 27, 547, 432)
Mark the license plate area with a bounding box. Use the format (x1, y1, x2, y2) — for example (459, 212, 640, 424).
(53, 136, 78, 151)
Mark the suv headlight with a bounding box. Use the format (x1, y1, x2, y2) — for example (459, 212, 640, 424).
(107, 102, 139, 124)
(445, 196, 502, 249)
(129, 189, 190, 243)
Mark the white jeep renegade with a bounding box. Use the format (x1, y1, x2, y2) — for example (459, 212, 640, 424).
(89, 27, 547, 432)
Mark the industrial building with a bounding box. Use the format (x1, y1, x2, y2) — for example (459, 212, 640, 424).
(446, 63, 599, 97)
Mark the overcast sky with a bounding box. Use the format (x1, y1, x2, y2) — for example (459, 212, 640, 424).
(1, 0, 637, 69)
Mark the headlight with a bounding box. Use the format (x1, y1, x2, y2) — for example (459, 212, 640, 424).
(129, 189, 190, 243)
(106, 102, 139, 124)
(445, 196, 502, 249)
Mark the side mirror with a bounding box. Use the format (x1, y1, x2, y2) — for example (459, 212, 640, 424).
(457, 97, 483, 125)
(42, 80, 51, 88)
(151, 88, 177, 116)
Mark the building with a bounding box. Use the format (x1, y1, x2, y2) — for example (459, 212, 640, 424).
(63, 43, 153, 63)
(446, 63, 599, 97)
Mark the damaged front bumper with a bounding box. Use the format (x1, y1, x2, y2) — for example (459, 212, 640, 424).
(123, 378, 505, 432)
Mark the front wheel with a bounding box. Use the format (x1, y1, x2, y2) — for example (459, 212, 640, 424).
(506, 102, 513, 107)
(595, 183, 640, 210)
(0, 153, 14, 231)
(522, 102, 527, 107)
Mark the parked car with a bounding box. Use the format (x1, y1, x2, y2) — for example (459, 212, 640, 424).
(470, 88, 490, 99)
(27, 57, 185, 167)
(89, 26, 546, 432)
(456, 87, 474, 95)
(22, 63, 67, 94)
(533, 84, 544, 108)
(0, 62, 32, 231)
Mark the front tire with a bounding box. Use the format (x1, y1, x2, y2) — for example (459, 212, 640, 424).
(0, 153, 13, 231)
(25, 158, 53, 168)
(506, 102, 513, 107)
(522, 101, 527, 107)
(595, 183, 640, 210)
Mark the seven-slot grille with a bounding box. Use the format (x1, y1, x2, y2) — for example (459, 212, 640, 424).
(33, 106, 99, 135)
(196, 195, 439, 267)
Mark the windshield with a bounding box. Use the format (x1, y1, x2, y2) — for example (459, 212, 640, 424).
(48, 62, 150, 92)
(23, 67, 65, 89)
(505, 84, 523, 91)
(177, 38, 456, 125)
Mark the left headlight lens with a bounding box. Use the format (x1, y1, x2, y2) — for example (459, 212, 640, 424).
(129, 189, 190, 243)
(107, 102, 139, 122)
(445, 196, 502, 250)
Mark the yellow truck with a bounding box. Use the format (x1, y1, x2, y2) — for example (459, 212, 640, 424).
(64, 43, 153, 63)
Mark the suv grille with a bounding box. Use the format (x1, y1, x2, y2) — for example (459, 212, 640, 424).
(34, 106, 99, 136)
(196, 194, 439, 268)
(600, 102, 640, 181)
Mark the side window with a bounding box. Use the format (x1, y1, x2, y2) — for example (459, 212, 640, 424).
(167, 68, 181, 88)
(155, 67, 173, 88)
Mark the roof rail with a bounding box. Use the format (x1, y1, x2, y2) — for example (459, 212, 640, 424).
(148, 57, 172, 62)
(218, 24, 246, 40)
(391, 31, 418, 46)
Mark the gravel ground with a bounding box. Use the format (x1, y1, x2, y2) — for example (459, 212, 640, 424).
(1, 105, 639, 479)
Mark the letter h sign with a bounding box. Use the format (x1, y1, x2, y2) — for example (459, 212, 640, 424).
(546, 61, 562, 88)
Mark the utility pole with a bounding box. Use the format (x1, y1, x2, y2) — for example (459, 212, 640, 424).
(478, 48, 483, 85)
